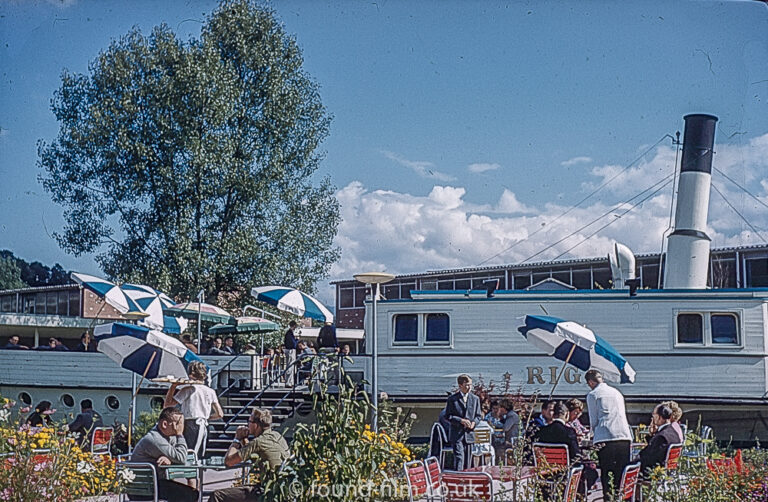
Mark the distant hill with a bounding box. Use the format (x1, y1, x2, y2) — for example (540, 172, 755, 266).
(0, 250, 72, 288)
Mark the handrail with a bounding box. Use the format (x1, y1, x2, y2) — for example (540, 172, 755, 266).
(221, 358, 303, 431)
(210, 353, 244, 381)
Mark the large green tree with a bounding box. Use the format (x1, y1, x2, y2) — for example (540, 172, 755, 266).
(0, 256, 26, 290)
(39, 0, 340, 300)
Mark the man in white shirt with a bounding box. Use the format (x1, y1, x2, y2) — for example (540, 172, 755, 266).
(585, 369, 632, 497)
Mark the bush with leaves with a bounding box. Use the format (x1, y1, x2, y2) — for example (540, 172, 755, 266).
(261, 362, 413, 501)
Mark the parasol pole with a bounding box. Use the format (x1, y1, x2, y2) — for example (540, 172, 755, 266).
(196, 290, 204, 354)
(128, 351, 157, 450)
(549, 343, 576, 400)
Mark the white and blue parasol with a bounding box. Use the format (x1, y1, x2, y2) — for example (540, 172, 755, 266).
(121, 283, 188, 335)
(94, 322, 204, 379)
(251, 285, 333, 323)
(71, 272, 141, 314)
(518, 315, 636, 384)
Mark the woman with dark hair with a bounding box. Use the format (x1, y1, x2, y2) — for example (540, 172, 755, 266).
(164, 361, 224, 458)
(27, 400, 54, 427)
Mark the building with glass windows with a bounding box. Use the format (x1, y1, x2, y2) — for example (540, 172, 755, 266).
(332, 243, 768, 329)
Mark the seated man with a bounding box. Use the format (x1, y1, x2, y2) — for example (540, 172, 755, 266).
(130, 407, 198, 502)
(635, 403, 680, 476)
(535, 401, 598, 494)
(495, 400, 520, 459)
(209, 408, 290, 502)
(67, 398, 104, 447)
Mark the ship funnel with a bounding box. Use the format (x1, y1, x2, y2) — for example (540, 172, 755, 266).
(609, 242, 636, 289)
(664, 113, 718, 289)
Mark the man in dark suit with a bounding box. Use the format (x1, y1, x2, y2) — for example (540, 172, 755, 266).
(536, 402, 598, 494)
(636, 403, 681, 475)
(535, 401, 582, 461)
(444, 374, 482, 470)
(67, 399, 104, 447)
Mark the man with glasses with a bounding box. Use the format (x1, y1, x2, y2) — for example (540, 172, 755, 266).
(210, 408, 289, 501)
(130, 407, 198, 502)
(634, 403, 680, 476)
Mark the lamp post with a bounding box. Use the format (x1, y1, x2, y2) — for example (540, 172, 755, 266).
(353, 272, 395, 432)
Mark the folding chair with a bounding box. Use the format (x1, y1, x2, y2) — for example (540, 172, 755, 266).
(430, 422, 454, 469)
(404, 460, 430, 502)
(91, 426, 113, 456)
(533, 443, 570, 473)
(664, 443, 684, 471)
(424, 456, 443, 499)
(618, 462, 641, 502)
(441, 470, 494, 501)
(562, 465, 583, 502)
(118, 461, 161, 502)
(471, 427, 495, 467)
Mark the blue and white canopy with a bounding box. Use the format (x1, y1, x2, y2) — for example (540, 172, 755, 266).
(251, 285, 333, 323)
(518, 315, 636, 384)
(94, 322, 204, 379)
(71, 272, 141, 314)
(122, 283, 188, 335)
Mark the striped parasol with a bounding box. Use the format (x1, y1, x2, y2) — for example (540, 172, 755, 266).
(251, 285, 333, 323)
(94, 322, 204, 379)
(121, 283, 188, 334)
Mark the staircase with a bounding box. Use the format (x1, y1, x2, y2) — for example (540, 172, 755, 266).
(206, 386, 308, 456)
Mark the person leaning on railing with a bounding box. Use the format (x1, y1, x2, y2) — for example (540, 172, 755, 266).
(209, 408, 290, 502)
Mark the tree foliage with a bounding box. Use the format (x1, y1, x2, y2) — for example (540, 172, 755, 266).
(0, 250, 70, 289)
(38, 0, 340, 300)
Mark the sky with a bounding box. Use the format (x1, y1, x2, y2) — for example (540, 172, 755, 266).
(1, 0, 767, 304)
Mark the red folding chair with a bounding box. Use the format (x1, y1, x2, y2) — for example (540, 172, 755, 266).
(562, 465, 583, 502)
(533, 443, 570, 474)
(441, 471, 494, 501)
(664, 442, 684, 471)
(404, 460, 430, 502)
(91, 426, 113, 456)
(424, 456, 442, 499)
(618, 462, 641, 501)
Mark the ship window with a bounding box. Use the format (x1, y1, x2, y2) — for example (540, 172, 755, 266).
(393, 314, 418, 344)
(150, 397, 165, 410)
(383, 284, 400, 300)
(105, 395, 120, 411)
(421, 280, 438, 291)
(711, 314, 738, 344)
(677, 313, 703, 344)
(425, 313, 450, 344)
(60, 394, 75, 408)
(18, 392, 32, 406)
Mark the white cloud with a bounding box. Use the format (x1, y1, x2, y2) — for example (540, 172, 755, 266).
(330, 134, 768, 285)
(561, 156, 593, 167)
(468, 162, 500, 173)
(381, 150, 456, 181)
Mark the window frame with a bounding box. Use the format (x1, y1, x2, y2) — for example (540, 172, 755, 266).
(424, 313, 451, 346)
(392, 313, 419, 346)
(673, 310, 743, 348)
(390, 312, 453, 347)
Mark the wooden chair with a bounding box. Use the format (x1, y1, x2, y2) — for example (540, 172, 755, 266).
(90, 426, 113, 456)
(424, 456, 443, 499)
(404, 460, 430, 502)
(118, 461, 161, 502)
(441, 470, 494, 501)
(562, 465, 583, 502)
(471, 427, 495, 467)
(618, 462, 641, 502)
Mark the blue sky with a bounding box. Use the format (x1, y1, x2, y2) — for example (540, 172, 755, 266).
(1, 0, 767, 302)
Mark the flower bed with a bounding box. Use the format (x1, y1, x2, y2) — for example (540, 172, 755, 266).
(0, 395, 125, 502)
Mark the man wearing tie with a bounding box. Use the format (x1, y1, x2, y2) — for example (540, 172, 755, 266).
(444, 374, 482, 470)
